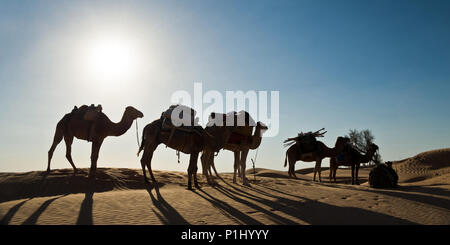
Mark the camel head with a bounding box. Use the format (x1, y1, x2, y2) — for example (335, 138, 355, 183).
(125, 106, 144, 120)
(385, 161, 393, 168)
(256, 121, 268, 131)
(256, 122, 268, 137)
(368, 143, 379, 153)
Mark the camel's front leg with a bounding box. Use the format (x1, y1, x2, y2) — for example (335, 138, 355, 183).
(316, 159, 322, 182)
(351, 165, 355, 185)
(240, 149, 250, 186)
(233, 151, 240, 184)
(355, 163, 360, 185)
(187, 152, 200, 190)
(200, 151, 213, 185)
(89, 139, 103, 178)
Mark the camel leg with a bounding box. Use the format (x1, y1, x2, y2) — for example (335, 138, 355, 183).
(355, 164, 360, 185)
(313, 164, 317, 182)
(351, 165, 355, 185)
(47, 125, 64, 172)
(211, 157, 220, 178)
(141, 143, 157, 183)
(329, 159, 334, 182)
(332, 165, 337, 183)
(316, 159, 322, 182)
(209, 154, 220, 184)
(233, 151, 240, 184)
(187, 152, 200, 190)
(240, 149, 250, 186)
(64, 135, 78, 173)
(287, 150, 297, 178)
(193, 152, 200, 189)
(89, 139, 103, 178)
(200, 151, 213, 185)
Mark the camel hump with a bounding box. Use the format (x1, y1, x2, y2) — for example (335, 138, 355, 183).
(162, 104, 197, 127)
(70, 104, 103, 121)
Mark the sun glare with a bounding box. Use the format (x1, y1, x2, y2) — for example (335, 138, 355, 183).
(83, 36, 140, 85)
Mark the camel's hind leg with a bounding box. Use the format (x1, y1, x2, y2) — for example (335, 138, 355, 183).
(140, 143, 157, 183)
(64, 135, 78, 173)
(287, 150, 297, 179)
(47, 125, 64, 172)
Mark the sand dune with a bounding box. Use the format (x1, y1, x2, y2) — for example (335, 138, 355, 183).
(1, 149, 449, 225)
(393, 148, 450, 184)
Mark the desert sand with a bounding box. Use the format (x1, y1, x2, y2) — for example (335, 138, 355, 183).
(1, 148, 449, 225)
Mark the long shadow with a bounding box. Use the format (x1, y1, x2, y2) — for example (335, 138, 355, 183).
(22, 195, 67, 225)
(322, 183, 450, 211)
(76, 177, 96, 225)
(398, 185, 450, 198)
(284, 196, 417, 225)
(217, 183, 417, 225)
(145, 184, 189, 225)
(0, 199, 32, 225)
(214, 185, 298, 224)
(76, 191, 94, 225)
(193, 188, 263, 225)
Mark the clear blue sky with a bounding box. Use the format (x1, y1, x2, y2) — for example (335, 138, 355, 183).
(1, 0, 449, 173)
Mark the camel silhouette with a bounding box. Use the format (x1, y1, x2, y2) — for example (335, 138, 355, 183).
(47, 106, 144, 177)
(329, 143, 379, 185)
(284, 136, 349, 182)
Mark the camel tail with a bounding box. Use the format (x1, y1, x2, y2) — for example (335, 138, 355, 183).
(284, 151, 288, 167)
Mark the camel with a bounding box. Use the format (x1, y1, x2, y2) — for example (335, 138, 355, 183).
(329, 143, 379, 185)
(201, 111, 268, 185)
(137, 111, 218, 190)
(47, 106, 144, 177)
(283, 136, 349, 182)
(201, 112, 268, 186)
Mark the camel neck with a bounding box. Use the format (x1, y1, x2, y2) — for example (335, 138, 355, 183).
(361, 151, 374, 163)
(109, 112, 134, 137)
(249, 126, 263, 149)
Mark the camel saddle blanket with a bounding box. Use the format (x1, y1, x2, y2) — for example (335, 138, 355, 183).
(300, 152, 314, 159)
(206, 110, 255, 129)
(227, 132, 250, 145)
(71, 104, 102, 121)
(336, 153, 348, 163)
(161, 104, 197, 127)
(298, 141, 318, 154)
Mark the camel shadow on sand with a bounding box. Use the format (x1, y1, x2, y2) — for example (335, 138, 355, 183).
(188, 179, 417, 225)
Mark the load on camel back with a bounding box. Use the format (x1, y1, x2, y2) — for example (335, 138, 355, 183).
(206, 110, 257, 149)
(160, 105, 209, 160)
(283, 128, 327, 158)
(70, 104, 103, 142)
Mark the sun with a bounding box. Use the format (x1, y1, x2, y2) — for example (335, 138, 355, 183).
(84, 36, 139, 83)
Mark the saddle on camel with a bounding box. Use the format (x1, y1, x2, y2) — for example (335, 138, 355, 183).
(71, 104, 103, 142)
(283, 128, 327, 158)
(216, 111, 256, 148)
(160, 105, 207, 161)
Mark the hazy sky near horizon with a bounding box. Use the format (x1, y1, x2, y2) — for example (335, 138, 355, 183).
(1, 0, 449, 173)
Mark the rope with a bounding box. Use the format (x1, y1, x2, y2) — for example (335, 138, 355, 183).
(135, 119, 140, 149)
(251, 147, 259, 181)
